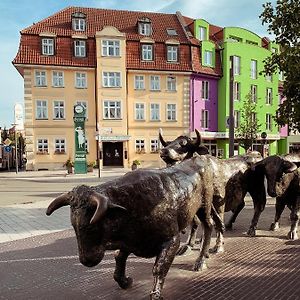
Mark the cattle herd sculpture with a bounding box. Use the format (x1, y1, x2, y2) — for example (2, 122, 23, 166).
(46, 130, 300, 300)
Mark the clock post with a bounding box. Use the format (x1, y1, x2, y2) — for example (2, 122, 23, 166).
(73, 104, 87, 174)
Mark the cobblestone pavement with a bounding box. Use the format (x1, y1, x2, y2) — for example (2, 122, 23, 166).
(0, 198, 299, 300)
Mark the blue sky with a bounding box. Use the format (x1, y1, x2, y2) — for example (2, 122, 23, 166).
(0, 0, 275, 129)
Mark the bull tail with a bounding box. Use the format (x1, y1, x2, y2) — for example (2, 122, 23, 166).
(211, 205, 225, 234)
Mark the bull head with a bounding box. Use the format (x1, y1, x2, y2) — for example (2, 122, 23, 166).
(159, 129, 208, 166)
(46, 187, 126, 224)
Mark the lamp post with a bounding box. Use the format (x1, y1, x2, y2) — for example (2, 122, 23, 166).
(229, 56, 235, 157)
(261, 131, 267, 158)
(11, 123, 18, 174)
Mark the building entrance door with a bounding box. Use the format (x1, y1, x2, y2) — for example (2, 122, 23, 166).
(103, 142, 123, 167)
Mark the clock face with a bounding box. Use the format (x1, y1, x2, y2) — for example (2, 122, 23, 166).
(75, 105, 84, 114)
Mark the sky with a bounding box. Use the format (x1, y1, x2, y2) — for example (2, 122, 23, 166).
(0, 0, 276, 129)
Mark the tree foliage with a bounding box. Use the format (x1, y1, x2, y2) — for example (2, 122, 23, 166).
(260, 0, 300, 132)
(235, 92, 261, 151)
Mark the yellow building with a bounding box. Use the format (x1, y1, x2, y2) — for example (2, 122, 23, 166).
(13, 7, 194, 170)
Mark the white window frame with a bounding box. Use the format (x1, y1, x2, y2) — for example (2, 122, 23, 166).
(135, 103, 145, 120)
(251, 85, 257, 102)
(42, 38, 54, 55)
(73, 18, 86, 31)
(74, 40, 86, 57)
(167, 45, 178, 62)
(150, 103, 160, 121)
(139, 23, 151, 36)
(53, 100, 65, 120)
(251, 112, 257, 124)
(199, 26, 207, 41)
(234, 110, 240, 128)
(266, 113, 272, 131)
(234, 82, 241, 101)
(141, 44, 153, 61)
(52, 71, 64, 87)
(250, 60, 257, 79)
(134, 75, 145, 90)
(35, 70, 47, 87)
(202, 81, 209, 100)
(266, 74, 273, 82)
(150, 139, 159, 153)
(103, 100, 121, 120)
(103, 72, 121, 88)
(54, 138, 66, 154)
(233, 55, 241, 75)
(75, 72, 87, 88)
(204, 50, 213, 66)
(201, 109, 209, 129)
(36, 100, 48, 119)
(266, 88, 273, 104)
(37, 138, 48, 154)
(135, 139, 145, 153)
(166, 104, 176, 121)
(150, 75, 160, 91)
(102, 40, 120, 57)
(167, 76, 176, 91)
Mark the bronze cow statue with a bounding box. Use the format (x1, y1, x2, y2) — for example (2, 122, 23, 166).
(159, 131, 264, 253)
(252, 154, 300, 240)
(46, 157, 224, 299)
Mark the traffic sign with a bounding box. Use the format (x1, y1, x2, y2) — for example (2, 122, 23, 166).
(4, 138, 12, 146)
(4, 146, 12, 153)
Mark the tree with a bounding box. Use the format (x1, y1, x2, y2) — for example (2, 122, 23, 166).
(235, 92, 261, 151)
(260, 0, 300, 132)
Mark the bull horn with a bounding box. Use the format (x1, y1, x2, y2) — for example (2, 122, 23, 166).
(283, 160, 297, 173)
(89, 192, 127, 225)
(159, 132, 168, 147)
(46, 192, 71, 216)
(192, 129, 202, 147)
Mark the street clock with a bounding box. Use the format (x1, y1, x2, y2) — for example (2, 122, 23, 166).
(74, 104, 84, 114)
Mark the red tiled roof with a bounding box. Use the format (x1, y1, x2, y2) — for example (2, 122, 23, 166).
(13, 6, 195, 72)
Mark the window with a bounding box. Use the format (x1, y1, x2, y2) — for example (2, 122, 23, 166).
(167, 45, 178, 62)
(37, 139, 48, 153)
(35, 70, 47, 87)
(250, 60, 257, 79)
(150, 139, 159, 153)
(233, 56, 241, 75)
(199, 26, 207, 41)
(135, 103, 145, 120)
(266, 113, 272, 130)
(141, 44, 153, 61)
(36, 100, 48, 119)
(103, 72, 121, 87)
(139, 23, 151, 36)
(52, 71, 64, 87)
(251, 85, 257, 102)
(135, 139, 145, 153)
(202, 81, 209, 100)
(266, 73, 272, 82)
(75, 72, 87, 88)
(74, 40, 86, 57)
(204, 50, 213, 66)
(103, 101, 121, 119)
(201, 109, 209, 129)
(167, 76, 176, 91)
(279, 71, 284, 81)
(55, 139, 65, 153)
(75, 101, 87, 118)
(266, 88, 273, 104)
(102, 40, 120, 57)
(42, 38, 54, 55)
(251, 112, 257, 124)
(167, 104, 176, 121)
(167, 28, 177, 36)
(134, 75, 145, 90)
(233, 82, 241, 100)
(53, 101, 65, 119)
(234, 110, 240, 128)
(150, 75, 160, 91)
(150, 103, 160, 121)
(72, 14, 86, 31)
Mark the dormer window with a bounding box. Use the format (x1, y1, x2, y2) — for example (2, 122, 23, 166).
(72, 12, 86, 31)
(42, 38, 54, 55)
(138, 17, 152, 36)
(74, 40, 86, 57)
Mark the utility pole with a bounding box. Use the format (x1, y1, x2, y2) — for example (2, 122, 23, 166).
(229, 56, 235, 157)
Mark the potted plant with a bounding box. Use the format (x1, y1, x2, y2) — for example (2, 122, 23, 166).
(63, 158, 74, 174)
(87, 161, 96, 172)
(131, 159, 141, 171)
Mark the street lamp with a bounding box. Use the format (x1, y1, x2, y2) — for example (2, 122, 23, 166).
(261, 131, 267, 158)
(11, 123, 18, 174)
